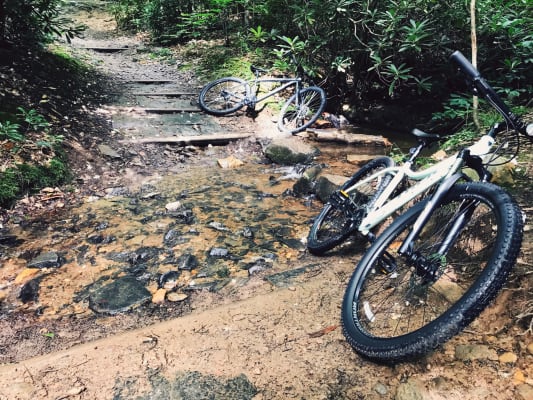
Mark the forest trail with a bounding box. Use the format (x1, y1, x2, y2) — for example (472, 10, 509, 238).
(0, 2, 532, 399)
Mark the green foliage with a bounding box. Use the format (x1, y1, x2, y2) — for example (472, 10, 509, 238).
(0, 121, 24, 141)
(0, 157, 69, 208)
(0, 0, 85, 46)
(109, 0, 532, 118)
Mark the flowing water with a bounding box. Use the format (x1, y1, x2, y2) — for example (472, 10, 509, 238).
(0, 143, 387, 321)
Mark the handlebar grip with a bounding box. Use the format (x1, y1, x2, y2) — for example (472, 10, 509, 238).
(450, 50, 480, 80)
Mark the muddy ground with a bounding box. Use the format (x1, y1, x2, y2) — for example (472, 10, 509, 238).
(1, 3, 533, 400)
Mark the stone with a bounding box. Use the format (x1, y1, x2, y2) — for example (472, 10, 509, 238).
(395, 378, 425, 400)
(499, 352, 518, 364)
(264, 138, 318, 165)
(152, 288, 166, 304)
(176, 253, 198, 271)
(165, 201, 182, 211)
(14, 268, 40, 285)
(27, 251, 61, 268)
(88, 276, 152, 314)
(455, 344, 498, 361)
(217, 155, 244, 168)
(167, 292, 188, 302)
(98, 144, 121, 159)
(526, 342, 533, 355)
(314, 174, 348, 203)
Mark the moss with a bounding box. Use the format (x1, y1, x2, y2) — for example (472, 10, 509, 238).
(0, 157, 70, 208)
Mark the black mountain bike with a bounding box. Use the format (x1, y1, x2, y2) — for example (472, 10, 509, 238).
(198, 55, 326, 134)
(340, 51, 533, 363)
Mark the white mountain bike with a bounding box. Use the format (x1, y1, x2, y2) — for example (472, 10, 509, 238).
(309, 50, 532, 362)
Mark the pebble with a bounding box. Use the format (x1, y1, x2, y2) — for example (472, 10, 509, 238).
(14, 268, 40, 284)
(167, 292, 188, 302)
(499, 352, 518, 364)
(152, 288, 166, 304)
(165, 201, 181, 211)
(527, 343, 533, 355)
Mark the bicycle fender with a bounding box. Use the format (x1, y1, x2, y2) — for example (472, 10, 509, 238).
(398, 172, 466, 256)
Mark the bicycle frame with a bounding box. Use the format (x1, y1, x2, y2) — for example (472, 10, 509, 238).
(346, 134, 495, 236)
(246, 76, 303, 105)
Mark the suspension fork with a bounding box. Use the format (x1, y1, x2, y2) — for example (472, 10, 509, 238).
(397, 171, 466, 258)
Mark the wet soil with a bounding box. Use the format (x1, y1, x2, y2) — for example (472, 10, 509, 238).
(1, 2, 533, 399)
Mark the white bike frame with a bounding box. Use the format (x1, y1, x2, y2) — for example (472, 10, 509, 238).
(344, 135, 496, 235)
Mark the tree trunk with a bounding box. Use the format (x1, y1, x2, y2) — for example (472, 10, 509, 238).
(470, 0, 480, 128)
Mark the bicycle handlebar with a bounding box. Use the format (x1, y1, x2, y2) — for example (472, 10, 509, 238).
(450, 50, 532, 140)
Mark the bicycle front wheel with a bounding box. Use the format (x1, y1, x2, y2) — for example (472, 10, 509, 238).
(307, 156, 395, 255)
(278, 86, 326, 134)
(341, 182, 523, 363)
(198, 77, 249, 115)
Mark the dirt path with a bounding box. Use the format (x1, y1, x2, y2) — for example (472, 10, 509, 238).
(1, 2, 533, 400)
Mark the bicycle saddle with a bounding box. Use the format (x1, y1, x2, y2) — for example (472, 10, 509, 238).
(250, 65, 268, 74)
(411, 128, 441, 142)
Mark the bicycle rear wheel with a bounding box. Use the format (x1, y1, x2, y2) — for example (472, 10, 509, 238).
(307, 157, 395, 255)
(341, 182, 523, 363)
(199, 77, 249, 115)
(278, 86, 326, 134)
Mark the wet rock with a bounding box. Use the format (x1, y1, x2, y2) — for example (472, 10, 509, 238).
(88, 276, 151, 314)
(209, 247, 229, 258)
(0, 233, 23, 246)
(158, 270, 181, 289)
(292, 175, 314, 196)
(176, 253, 198, 271)
(246, 258, 273, 275)
(241, 227, 254, 239)
(87, 233, 116, 245)
(163, 228, 186, 247)
(19, 278, 41, 303)
(314, 174, 348, 203)
(169, 208, 195, 224)
(27, 251, 61, 269)
(264, 138, 318, 165)
(207, 221, 230, 232)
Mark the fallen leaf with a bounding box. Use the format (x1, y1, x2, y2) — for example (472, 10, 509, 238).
(308, 325, 338, 338)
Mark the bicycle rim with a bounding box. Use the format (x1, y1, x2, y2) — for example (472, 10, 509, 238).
(307, 157, 395, 255)
(278, 87, 325, 133)
(199, 78, 248, 115)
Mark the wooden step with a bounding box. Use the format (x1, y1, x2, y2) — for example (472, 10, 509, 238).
(119, 132, 252, 145)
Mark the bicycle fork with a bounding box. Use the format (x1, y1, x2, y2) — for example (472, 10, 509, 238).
(380, 152, 476, 279)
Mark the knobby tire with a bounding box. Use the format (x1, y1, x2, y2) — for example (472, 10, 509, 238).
(341, 182, 523, 363)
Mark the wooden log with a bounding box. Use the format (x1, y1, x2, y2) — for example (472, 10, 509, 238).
(132, 92, 196, 96)
(304, 128, 392, 147)
(144, 108, 201, 113)
(83, 47, 129, 53)
(119, 132, 252, 145)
